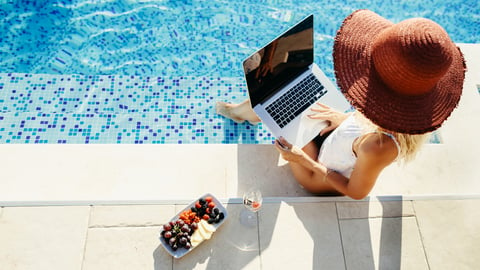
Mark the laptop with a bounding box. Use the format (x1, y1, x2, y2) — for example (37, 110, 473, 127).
(243, 14, 351, 147)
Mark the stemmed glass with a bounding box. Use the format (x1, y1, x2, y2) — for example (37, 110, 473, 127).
(240, 188, 263, 227)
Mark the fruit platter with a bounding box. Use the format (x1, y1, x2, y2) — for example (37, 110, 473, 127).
(159, 193, 228, 258)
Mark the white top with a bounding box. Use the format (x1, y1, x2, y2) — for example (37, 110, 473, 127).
(318, 113, 400, 178)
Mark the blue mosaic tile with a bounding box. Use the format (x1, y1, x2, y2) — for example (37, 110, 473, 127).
(0, 73, 275, 144)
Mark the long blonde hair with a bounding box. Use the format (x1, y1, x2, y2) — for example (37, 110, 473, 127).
(354, 112, 430, 163)
(377, 128, 430, 162)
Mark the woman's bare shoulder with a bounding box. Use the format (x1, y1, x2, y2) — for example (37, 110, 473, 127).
(358, 133, 398, 164)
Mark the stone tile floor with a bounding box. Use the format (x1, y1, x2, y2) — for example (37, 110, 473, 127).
(1, 197, 479, 270)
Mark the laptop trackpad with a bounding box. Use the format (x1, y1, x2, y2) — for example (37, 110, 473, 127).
(293, 115, 328, 147)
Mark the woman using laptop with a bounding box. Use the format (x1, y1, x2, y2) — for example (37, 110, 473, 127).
(216, 10, 465, 200)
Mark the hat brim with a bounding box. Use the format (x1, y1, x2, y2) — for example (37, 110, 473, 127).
(333, 9, 466, 134)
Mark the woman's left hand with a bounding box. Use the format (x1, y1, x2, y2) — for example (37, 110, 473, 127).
(274, 137, 305, 163)
(308, 103, 349, 136)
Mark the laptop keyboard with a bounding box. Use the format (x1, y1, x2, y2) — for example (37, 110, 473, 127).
(265, 74, 327, 128)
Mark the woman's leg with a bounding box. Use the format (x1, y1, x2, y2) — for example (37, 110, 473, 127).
(288, 139, 339, 194)
(216, 99, 261, 124)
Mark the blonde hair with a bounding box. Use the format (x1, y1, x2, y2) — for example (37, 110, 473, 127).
(354, 112, 430, 163)
(377, 128, 430, 163)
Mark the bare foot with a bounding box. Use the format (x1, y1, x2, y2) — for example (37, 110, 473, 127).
(216, 100, 261, 125)
(216, 101, 246, 124)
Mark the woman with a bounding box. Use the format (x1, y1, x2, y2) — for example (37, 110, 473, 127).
(216, 10, 466, 199)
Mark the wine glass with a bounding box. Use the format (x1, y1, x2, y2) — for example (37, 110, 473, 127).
(240, 188, 263, 227)
(243, 189, 263, 212)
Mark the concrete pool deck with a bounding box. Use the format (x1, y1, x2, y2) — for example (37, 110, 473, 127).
(0, 43, 479, 269)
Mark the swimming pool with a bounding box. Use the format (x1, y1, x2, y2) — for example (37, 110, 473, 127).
(0, 0, 478, 144)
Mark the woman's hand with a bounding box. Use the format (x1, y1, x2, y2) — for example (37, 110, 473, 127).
(274, 137, 305, 163)
(308, 103, 350, 135)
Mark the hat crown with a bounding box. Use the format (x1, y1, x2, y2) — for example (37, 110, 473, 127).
(372, 18, 455, 96)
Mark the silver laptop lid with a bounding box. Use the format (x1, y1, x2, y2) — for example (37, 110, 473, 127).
(243, 15, 314, 107)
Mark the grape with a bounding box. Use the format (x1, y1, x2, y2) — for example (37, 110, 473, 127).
(163, 231, 172, 239)
(172, 244, 178, 251)
(179, 237, 188, 246)
(213, 208, 220, 215)
(180, 224, 188, 232)
(185, 242, 191, 249)
(191, 222, 198, 230)
(176, 219, 185, 226)
(163, 223, 172, 231)
(169, 237, 176, 246)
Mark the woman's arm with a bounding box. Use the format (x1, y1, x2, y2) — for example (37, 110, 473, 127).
(341, 134, 399, 199)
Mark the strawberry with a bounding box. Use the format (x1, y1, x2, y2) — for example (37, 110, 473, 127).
(195, 201, 201, 209)
(203, 214, 209, 220)
(205, 196, 213, 203)
(208, 202, 215, 208)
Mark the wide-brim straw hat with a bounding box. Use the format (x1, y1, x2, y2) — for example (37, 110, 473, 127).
(333, 9, 466, 134)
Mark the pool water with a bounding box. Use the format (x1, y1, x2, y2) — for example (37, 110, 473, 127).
(0, 0, 478, 144)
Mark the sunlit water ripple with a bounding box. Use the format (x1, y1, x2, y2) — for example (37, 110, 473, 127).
(0, 0, 478, 77)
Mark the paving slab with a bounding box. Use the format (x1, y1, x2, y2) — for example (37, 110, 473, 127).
(340, 216, 428, 270)
(0, 206, 90, 270)
(233, 145, 310, 198)
(0, 144, 235, 203)
(83, 226, 170, 270)
(89, 205, 175, 227)
(83, 204, 176, 270)
(337, 200, 429, 269)
(258, 202, 345, 270)
(413, 199, 480, 270)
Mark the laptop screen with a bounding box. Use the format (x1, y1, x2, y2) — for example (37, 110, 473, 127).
(243, 15, 314, 107)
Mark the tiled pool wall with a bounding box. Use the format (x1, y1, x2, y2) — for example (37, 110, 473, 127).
(0, 73, 275, 144)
